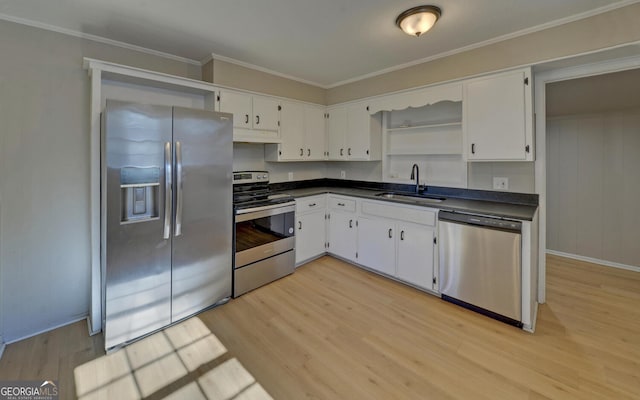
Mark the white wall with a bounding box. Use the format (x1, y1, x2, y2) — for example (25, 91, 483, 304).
(0, 19, 200, 343)
(546, 110, 640, 267)
(467, 162, 536, 193)
(234, 143, 326, 182)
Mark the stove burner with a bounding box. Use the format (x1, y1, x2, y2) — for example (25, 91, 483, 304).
(232, 171, 293, 211)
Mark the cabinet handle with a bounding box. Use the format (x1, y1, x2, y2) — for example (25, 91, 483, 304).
(337, 202, 345, 206)
(308, 203, 317, 207)
(400, 230, 405, 241)
(300, 148, 304, 156)
(256, 115, 260, 125)
(349, 219, 353, 228)
(348, 148, 352, 156)
(307, 149, 311, 157)
(388, 228, 393, 238)
(471, 143, 476, 154)
(340, 148, 344, 156)
(298, 221, 302, 230)
(245, 114, 249, 124)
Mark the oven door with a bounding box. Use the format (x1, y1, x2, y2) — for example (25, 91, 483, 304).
(234, 203, 296, 268)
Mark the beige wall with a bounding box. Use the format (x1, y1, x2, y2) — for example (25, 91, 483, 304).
(327, 2, 640, 104)
(203, 59, 325, 104)
(0, 19, 201, 343)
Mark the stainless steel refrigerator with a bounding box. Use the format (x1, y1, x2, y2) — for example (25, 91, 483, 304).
(102, 100, 233, 350)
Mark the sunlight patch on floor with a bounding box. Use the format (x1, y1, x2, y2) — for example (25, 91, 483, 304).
(73, 317, 272, 399)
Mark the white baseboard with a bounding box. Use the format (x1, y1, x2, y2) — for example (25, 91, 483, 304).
(87, 316, 101, 336)
(546, 250, 640, 273)
(5, 315, 88, 345)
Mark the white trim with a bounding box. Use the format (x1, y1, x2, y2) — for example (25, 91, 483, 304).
(89, 67, 102, 336)
(5, 316, 87, 345)
(523, 303, 538, 333)
(204, 52, 326, 89)
(0, 13, 200, 66)
(325, 0, 640, 88)
(0, 336, 5, 360)
(547, 250, 640, 273)
(83, 58, 217, 94)
(534, 53, 640, 304)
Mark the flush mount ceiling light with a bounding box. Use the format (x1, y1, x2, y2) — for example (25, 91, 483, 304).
(396, 5, 442, 37)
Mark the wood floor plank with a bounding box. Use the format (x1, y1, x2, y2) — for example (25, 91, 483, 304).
(0, 254, 639, 400)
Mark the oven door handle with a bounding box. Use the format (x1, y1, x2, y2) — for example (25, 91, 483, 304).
(235, 202, 296, 222)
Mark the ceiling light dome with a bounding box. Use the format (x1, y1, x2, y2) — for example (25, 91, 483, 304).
(396, 5, 441, 37)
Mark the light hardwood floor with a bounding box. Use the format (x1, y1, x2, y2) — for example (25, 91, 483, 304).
(0, 254, 639, 399)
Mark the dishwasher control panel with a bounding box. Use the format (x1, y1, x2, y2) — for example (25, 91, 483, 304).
(439, 211, 521, 232)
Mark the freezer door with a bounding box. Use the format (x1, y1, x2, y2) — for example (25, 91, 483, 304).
(171, 107, 233, 321)
(104, 100, 173, 350)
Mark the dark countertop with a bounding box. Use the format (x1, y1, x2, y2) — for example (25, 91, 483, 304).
(274, 184, 538, 221)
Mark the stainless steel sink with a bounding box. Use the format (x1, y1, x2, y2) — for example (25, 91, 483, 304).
(375, 192, 445, 203)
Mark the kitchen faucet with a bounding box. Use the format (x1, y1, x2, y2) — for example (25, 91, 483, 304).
(410, 164, 420, 194)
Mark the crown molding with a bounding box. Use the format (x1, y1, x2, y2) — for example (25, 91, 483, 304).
(325, 0, 640, 88)
(0, 13, 201, 66)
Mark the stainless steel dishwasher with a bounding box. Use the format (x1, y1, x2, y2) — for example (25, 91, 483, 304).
(438, 211, 523, 327)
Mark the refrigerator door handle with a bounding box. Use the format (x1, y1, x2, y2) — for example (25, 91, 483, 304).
(163, 141, 172, 239)
(175, 141, 183, 237)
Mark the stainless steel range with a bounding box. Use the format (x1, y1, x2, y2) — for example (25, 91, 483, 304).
(233, 171, 295, 297)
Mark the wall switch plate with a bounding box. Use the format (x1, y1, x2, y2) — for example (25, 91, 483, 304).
(493, 177, 509, 190)
(340, 170, 346, 179)
(288, 172, 293, 181)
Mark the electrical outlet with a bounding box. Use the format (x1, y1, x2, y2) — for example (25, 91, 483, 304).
(340, 170, 346, 179)
(288, 172, 293, 181)
(493, 177, 509, 190)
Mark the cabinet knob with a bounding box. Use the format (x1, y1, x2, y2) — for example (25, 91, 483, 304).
(348, 148, 352, 156)
(471, 143, 476, 154)
(349, 219, 353, 228)
(298, 221, 302, 230)
(245, 114, 249, 124)
(300, 148, 304, 156)
(256, 115, 260, 125)
(340, 148, 344, 156)
(309, 203, 317, 207)
(388, 228, 393, 238)
(308, 149, 311, 157)
(400, 230, 405, 241)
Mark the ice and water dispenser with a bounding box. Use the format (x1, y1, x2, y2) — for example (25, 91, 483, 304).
(120, 167, 160, 223)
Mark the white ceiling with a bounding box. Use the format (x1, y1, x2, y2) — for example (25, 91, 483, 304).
(0, 0, 636, 87)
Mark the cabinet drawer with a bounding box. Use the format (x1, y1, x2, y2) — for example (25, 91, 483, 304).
(328, 196, 356, 212)
(361, 200, 436, 226)
(296, 195, 326, 213)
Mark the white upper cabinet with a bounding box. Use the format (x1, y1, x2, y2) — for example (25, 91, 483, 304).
(217, 89, 281, 143)
(304, 104, 327, 160)
(463, 67, 534, 161)
(326, 101, 381, 161)
(265, 102, 326, 161)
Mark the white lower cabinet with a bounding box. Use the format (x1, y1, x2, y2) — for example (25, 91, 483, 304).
(296, 211, 326, 265)
(328, 211, 357, 263)
(357, 217, 396, 276)
(396, 222, 436, 290)
(295, 195, 327, 265)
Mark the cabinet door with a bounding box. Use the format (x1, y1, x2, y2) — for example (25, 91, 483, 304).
(218, 90, 252, 129)
(357, 217, 396, 276)
(397, 223, 435, 290)
(279, 101, 305, 160)
(346, 103, 370, 160)
(327, 107, 347, 160)
(252, 95, 280, 131)
(296, 211, 326, 265)
(464, 70, 529, 160)
(328, 211, 357, 262)
(304, 105, 326, 160)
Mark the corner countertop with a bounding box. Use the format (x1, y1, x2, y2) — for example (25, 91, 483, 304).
(275, 186, 538, 221)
